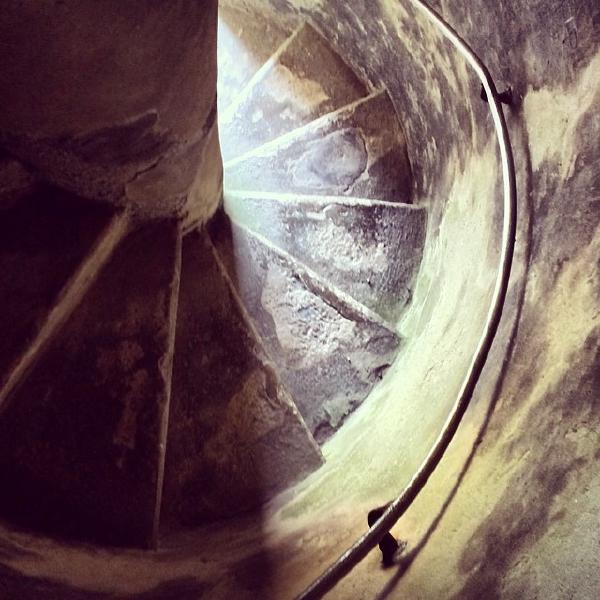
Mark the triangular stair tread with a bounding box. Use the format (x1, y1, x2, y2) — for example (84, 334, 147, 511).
(209, 211, 401, 442)
(223, 89, 412, 203)
(161, 228, 323, 529)
(0, 220, 182, 549)
(217, 6, 291, 116)
(224, 190, 427, 322)
(219, 22, 368, 162)
(0, 182, 121, 396)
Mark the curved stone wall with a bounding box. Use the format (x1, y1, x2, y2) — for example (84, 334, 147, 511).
(233, 1, 599, 598)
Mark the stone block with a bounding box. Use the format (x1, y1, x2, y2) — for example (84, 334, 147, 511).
(224, 89, 412, 202)
(210, 214, 401, 442)
(162, 229, 322, 527)
(224, 191, 427, 321)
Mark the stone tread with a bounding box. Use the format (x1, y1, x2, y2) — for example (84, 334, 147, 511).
(219, 22, 368, 161)
(0, 220, 182, 548)
(217, 6, 291, 116)
(0, 182, 117, 395)
(161, 228, 323, 528)
(209, 210, 401, 442)
(223, 89, 412, 202)
(224, 190, 427, 321)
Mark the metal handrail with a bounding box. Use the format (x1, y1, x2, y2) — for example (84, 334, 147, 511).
(296, 0, 517, 597)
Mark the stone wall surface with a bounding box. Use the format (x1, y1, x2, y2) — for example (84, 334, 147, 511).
(0, 1, 222, 221)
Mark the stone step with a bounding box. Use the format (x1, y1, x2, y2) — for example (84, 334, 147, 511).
(224, 190, 427, 322)
(0, 178, 126, 411)
(0, 220, 182, 549)
(209, 210, 401, 443)
(219, 22, 368, 162)
(217, 6, 295, 117)
(161, 228, 323, 529)
(223, 89, 412, 202)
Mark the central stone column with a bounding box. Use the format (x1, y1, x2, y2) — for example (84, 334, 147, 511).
(0, 0, 222, 224)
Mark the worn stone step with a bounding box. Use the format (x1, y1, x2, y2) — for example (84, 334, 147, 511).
(209, 210, 401, 442)
(217, 5, 294, 118)
(219, 22, 368, 161)
(223, 89, 412, 202)
(161, 228, 323, 529)
(0, 177, 127, 410)
(0, 220, 182, 549)
(224, 190, 427, 322)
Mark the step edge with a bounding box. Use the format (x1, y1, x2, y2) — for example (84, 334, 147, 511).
(0, 210, 131, 418)
(227, 216, 401, 336)
(224, 194, 427, 322)
(207, 229, 325, 461)
(151, 222, 184, 550)
(224, 189, 420, 210)
(222, 88, 389, 170)
(219, 22, 306, 121)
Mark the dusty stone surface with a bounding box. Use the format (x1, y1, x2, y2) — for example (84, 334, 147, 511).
(217, 4, 294, 114)
(223, 0, 481, 203)
(219, 22, 368, 161)
(0, 182, 113, 389)
(210, 213, 401, 441)
(225, 191, 427, 321)
(0, 2, 221, 222)
(0, 220, 181, 548)
(224, 89, 412, 201)
(161, 229, 322, 528)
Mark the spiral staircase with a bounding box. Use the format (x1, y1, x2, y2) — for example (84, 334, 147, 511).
(2, 0, 599, 597)
(0, 19, 426, 553)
